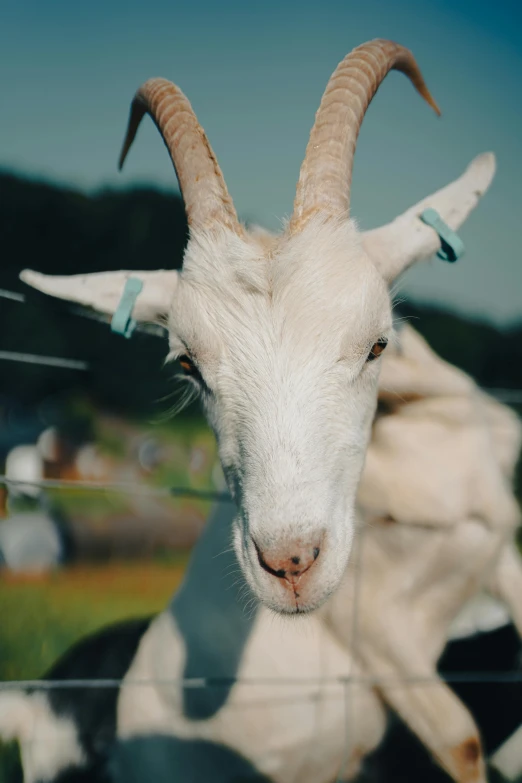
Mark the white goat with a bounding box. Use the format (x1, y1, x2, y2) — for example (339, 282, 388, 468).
(326, 323, 522, 783)
(19, 38, 490, 617)
(2, 161, 513, 783)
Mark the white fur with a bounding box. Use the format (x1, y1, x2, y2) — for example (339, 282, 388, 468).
(363, 153, 496, 281)
(491, 723, 522, 780)
(167, 217, 390, 612)
(117, 610, 385, 783)
(0, 692, 85, 783)
(325, 325, 522, 783)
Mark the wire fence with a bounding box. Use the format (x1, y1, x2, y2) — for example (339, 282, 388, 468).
(1, 468, 520, 691)
(0, 350, 90, 372)
(1, 284, 521, 783)
(0, 287, 167, 339)
(1, 464, 520, 690)
(0, 475, 231, 502)
(2, 286, 522, 401)
(2, 672, 522, 691)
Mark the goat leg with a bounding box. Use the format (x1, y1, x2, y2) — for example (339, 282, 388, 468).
(359, 645, 486, 783)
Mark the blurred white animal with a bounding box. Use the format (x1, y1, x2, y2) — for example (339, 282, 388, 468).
(326, 323, 522, 783)
(1, 444, 63, 571)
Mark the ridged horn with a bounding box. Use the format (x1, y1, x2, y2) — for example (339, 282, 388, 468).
(290, 39, 441, 231)
(119, 78, 240, 233)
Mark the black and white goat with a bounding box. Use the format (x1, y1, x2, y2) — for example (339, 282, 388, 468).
(2, 323, 521, 783)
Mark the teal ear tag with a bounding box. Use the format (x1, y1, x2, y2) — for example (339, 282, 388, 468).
(419, 208, 465, 263)
(110, 277, 144, 338)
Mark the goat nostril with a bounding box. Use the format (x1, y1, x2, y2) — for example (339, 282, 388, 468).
(253, 537, 323, 582)
(253, 538, 289, 580)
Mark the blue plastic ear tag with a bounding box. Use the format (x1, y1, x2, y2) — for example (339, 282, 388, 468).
(419, 208, 465, 263)
(110, 277, 144, 338)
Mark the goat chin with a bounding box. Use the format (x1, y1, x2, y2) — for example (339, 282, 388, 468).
(247, 566, 348, 616)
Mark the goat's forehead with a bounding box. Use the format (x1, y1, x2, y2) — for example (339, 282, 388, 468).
(170, 220, 391, 354)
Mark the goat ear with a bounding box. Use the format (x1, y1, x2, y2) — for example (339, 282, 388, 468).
(362, 153, 496, 283)
(19, 269, 179, 325)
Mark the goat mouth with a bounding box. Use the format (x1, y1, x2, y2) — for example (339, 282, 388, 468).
(238, 533, 331, 615)
(264, 586, 325, 616)
(268, 576, 337, 615)
(270, 601, 317, 616)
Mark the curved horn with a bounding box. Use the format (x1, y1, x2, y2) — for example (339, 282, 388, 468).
(119, 78, 240, 233)
(290, 39, 440, 231)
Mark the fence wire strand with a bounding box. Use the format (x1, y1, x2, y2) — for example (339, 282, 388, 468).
(0, 475, 232, 502)
(336, 519, 366, 783)
(1, 672, 521, 692)
(0, 287, 167, 338)
(0, 350, 89, 371)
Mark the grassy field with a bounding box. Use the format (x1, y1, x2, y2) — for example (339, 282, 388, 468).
(0, 559, 189, 782)
(0, 560, 188, 680)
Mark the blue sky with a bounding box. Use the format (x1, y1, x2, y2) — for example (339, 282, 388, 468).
(2, 0, 521, 324)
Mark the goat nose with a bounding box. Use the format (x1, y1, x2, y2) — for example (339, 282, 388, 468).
(253, 539, 321, 582)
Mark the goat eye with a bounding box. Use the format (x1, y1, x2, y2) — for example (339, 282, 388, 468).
(367, 339, 388, 362)
(179, 354, 198, 376)
(179, 353, 207, 387)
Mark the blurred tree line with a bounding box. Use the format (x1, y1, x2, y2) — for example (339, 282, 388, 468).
(0, 172, 188, 427)
(0, 170, 521, 425)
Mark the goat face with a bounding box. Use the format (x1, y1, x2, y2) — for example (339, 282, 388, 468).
(167, 218, 391, 613)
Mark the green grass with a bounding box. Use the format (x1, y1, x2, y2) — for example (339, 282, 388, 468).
(0, 561, 186, 680)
